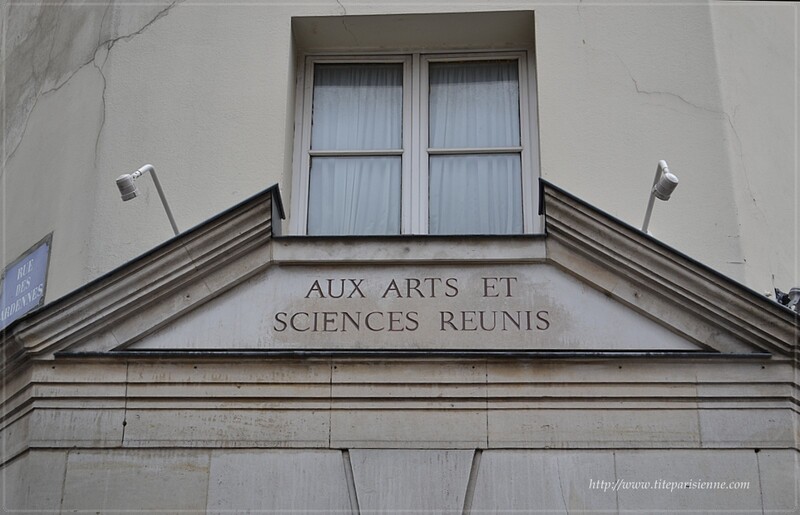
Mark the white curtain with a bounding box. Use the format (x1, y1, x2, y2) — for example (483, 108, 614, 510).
(430, 155, 522, 234)
(308, 157, 401, 235)
(428, 60, 522, 234)
(308, 64, 402, 235)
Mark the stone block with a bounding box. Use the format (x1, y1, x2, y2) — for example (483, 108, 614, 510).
(28, 408, 125, 448)
(207, 450, 351, 513)
(29, 361, 128, 383)
(332, 360, 485, 384)
(757, 449, 799, 512)
(0, 412, 31, 463)
(469, 450, 617, 512)
(488, 409, 701, 448)
(331, 410, 486, 448)
(127, 361, 331, 384)
(61, 449, 210, 512)
(350, 449, 473, 512)
(614, 450, 762, 513)
(123, 408, 329, 448)
(0, 450, 67, 512)
(699, 409, 796, 447)
(126, 382, 329, 402)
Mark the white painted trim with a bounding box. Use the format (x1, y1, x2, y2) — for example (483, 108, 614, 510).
(526, 45, 543, 234)
(417, 53, 430, 235)
(308, 150, 403, 156)
(427, 147, 523, 155)
(518, 52, 535, 233)
(410, 53, 422, 234)
(402, 56, 413, 234)
(289, 55, 307, 235)
(422, 51, 529, 235)
(294, 57, 316, 234)
(295, 55, 410, 235)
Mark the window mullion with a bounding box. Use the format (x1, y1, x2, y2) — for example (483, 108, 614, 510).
(416, 53, 428, 235)
(309, 149, 403, 157)
(427, 147, 523, 155)
(402, 55, 414, 235)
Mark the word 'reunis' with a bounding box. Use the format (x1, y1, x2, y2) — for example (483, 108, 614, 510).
(272, 276, 551, 334)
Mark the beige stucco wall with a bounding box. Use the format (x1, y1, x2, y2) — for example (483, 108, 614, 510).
(2, 0, 797, 301)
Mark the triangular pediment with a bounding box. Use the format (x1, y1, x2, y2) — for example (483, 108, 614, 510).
(3, 183, 796, 372)
(125, 260, 703, 352)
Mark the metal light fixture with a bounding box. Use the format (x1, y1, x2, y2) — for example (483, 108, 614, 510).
(789, 288, 800, 313)
(116, 164, 180, 236)
(642, 160, 679, 233)
(775, 287, 800, 314)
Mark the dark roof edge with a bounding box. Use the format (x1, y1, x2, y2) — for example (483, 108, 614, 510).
(539, 178, 799, 321)
(2, 183, 283, 336)
(56, 349, 773, 360)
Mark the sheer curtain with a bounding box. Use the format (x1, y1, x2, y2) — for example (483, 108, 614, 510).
(428, 60, 522, 234)
(308, 63, 402, 235)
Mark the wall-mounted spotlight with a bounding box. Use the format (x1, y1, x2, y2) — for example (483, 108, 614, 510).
(116, 164, 180, 236)
(774, 287, 800, 314)
(642, 160, 679, 234)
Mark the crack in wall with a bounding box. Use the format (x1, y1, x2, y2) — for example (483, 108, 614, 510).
(40, 0, 68, 98)
(98, 3, 113, 50)
(102, 0, 179, 55)
(5, 2, 80, 169)
(91, 56, 107, 169)
(615, 51, 769, 280)
(333, 0, 359, 46)
(725, 106, 778, 284)
(615, 52, 722, 117)
(3, 0, 181, 172)
(724, 107, 769, 221)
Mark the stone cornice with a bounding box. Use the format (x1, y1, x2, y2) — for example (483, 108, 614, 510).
(540, 180, 799, 362)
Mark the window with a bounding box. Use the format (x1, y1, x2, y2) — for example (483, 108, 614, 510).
(292, 51, 537, 235)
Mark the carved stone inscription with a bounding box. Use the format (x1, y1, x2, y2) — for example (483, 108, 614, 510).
(273, 276, 550, 335)
(128, 263, 701, 350)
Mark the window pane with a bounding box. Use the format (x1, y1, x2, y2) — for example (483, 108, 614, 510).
(429, 154, 522, 234)
(311, 63, 403, 151)
(429, 60, 520, 149)
(308, 157, 401, 235)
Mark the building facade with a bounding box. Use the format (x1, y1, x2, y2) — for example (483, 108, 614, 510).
(2, 1, 799, 512)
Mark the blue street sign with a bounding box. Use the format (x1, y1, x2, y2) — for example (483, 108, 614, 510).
(1, 234, 52, 330)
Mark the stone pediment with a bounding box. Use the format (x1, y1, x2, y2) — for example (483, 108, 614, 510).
(3, 182, 797, 372)
(125, 260, 701, 352)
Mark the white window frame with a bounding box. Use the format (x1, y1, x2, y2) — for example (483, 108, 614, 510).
(290, 50, 541, 235)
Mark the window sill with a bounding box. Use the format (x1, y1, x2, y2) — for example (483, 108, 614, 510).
(271, 234, 546, 264)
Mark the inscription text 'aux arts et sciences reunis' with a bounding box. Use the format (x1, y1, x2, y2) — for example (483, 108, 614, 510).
(273, 276, 551, 334)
